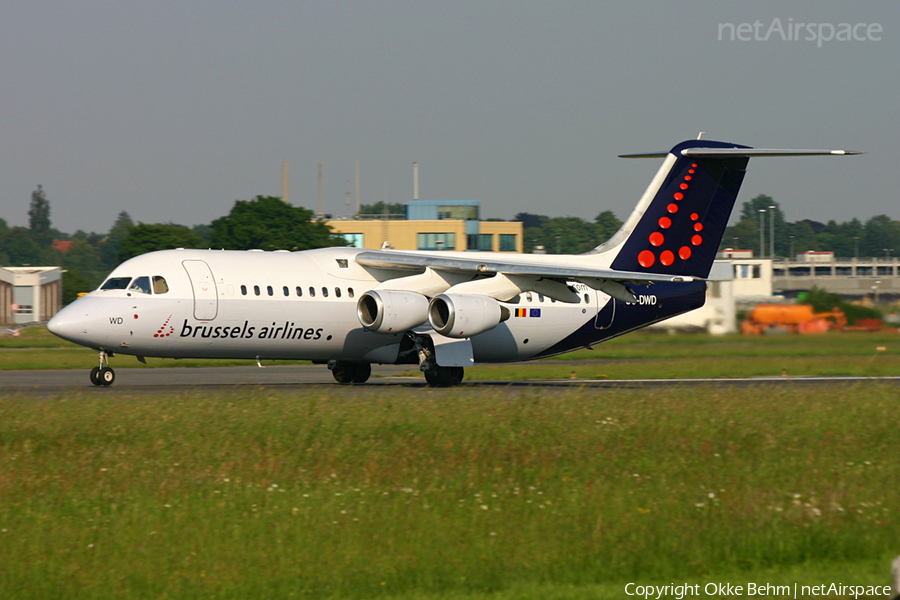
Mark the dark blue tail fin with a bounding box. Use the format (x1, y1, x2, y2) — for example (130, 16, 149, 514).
(608, 140, 750, 279)
(602, 139, 861, 278)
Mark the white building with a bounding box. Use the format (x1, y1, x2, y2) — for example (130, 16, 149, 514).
(649, 260, 736, 334)
(0, 267, 62, 325)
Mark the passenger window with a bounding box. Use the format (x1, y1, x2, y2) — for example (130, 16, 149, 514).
(153, 276, 169, 294)
(335, 288, 341, 298)
(283, 286, 289, 297)
(267, 286, 273, 296)
(309, 287, 316, 297)
(254, 285, 260, 296)
(241, 285, 247, 296)
(100, 277, 132, 290)
(129, 276, 152, 294)
(322, 287, 329, 298)
(583, 293, 589, 304)
(526, 292, 533, 302)
(538, 294, 545, 302)
(296, 286, 302, 297)
(348, 287, 354, 298)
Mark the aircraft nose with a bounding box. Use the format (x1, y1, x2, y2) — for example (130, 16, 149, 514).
(48, 303, 84, 344)
(48, 298, 102, 347)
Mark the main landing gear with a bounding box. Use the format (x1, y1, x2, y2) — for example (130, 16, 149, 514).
(328, 360, 372, 384)
(423, 365, 464, 387)
(90, 350, 115, 387)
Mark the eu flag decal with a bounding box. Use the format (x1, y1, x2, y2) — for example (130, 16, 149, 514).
(530, 309, 541, 318)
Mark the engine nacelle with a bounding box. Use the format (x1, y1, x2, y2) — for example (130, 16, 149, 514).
(428, 294, 510, 338)
(357, 290, 430, 334)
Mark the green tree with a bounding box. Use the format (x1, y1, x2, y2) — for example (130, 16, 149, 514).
(4, 227, 47, 265)
(61, 269, 96, 305)
(118, 223, 205, 262)
(861, 215, 900, 257)
(594, 210, 623, 243)
(210, 196, 346, 251)
(100, 211, 135, 270)
(513, 213, 547, 230)
(28, 185, 52, 248)
(62, 239, 104, 287)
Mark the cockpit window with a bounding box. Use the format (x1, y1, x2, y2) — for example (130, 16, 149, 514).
(153, 276, 169, 294)
(100, 277, 132, 290)
(129, 276, 152, 294)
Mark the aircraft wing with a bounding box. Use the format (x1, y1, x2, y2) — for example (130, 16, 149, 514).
(355, 250, 693, 283)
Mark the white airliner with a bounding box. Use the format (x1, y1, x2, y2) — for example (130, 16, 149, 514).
(48, 139, 859, 386)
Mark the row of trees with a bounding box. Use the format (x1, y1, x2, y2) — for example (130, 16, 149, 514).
(725, 195, 900, 259)
(0, 191, 345, 302)
(5, 186, 900, 303)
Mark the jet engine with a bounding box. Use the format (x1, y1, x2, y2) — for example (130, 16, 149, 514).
(428, 294, 510, 339)
(357, 290, 430, 334)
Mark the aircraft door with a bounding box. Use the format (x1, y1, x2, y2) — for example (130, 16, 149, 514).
(182, 260, 218, 320)
(593, 292, 615, 330)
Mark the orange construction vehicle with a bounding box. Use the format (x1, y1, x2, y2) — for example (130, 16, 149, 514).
(741, 304, 847, 335)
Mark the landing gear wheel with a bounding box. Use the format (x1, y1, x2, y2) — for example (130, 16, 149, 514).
(90, 367, 101, 386)
(99, 367, 115, 386)
(350, 362, 371, 384)
(424, 366, 464, 387)
(330, 361, 371, 384)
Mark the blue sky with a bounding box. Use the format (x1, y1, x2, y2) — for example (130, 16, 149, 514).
(1, 1, 896, 233)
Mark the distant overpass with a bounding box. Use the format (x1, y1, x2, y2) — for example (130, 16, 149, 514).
(773, 257, 900, 300)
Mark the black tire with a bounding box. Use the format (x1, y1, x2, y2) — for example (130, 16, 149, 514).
(99, 367, 115, 386)
(350, 362, 371, 384)
(425, 366, 464, 387)
(332, 361, 372, 384)
(90, 366, 101, 386)
(331, 362, 352, 384)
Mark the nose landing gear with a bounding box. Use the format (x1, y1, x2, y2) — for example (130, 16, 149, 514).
(90, 350, 115, 387)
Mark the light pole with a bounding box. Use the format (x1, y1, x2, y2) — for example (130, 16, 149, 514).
(556, 236, 561, 254)
(769, 205, 776, 258)
(884, 248, 893, 259)
(854, 236, 859, 259)
(789, 235, 795, 259)
(758, 209, 766, 258)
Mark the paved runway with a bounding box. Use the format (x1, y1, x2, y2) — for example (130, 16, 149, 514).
(3, 364, 900, 396)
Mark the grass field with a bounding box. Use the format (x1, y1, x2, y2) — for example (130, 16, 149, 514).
(2, 328, 899, 598)
(5, 327, 900, 380)
(1, 384, 897, 599)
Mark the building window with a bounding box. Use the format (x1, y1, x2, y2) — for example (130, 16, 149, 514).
(341, 233, 364, 248)
(468, 233, 493, 251)
(438, 205, 478, 221)
(499, 234, 517, 252)
(417, 233, 456, 251)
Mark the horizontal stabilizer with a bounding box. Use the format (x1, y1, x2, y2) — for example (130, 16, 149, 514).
(621, 147, 862, 159)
